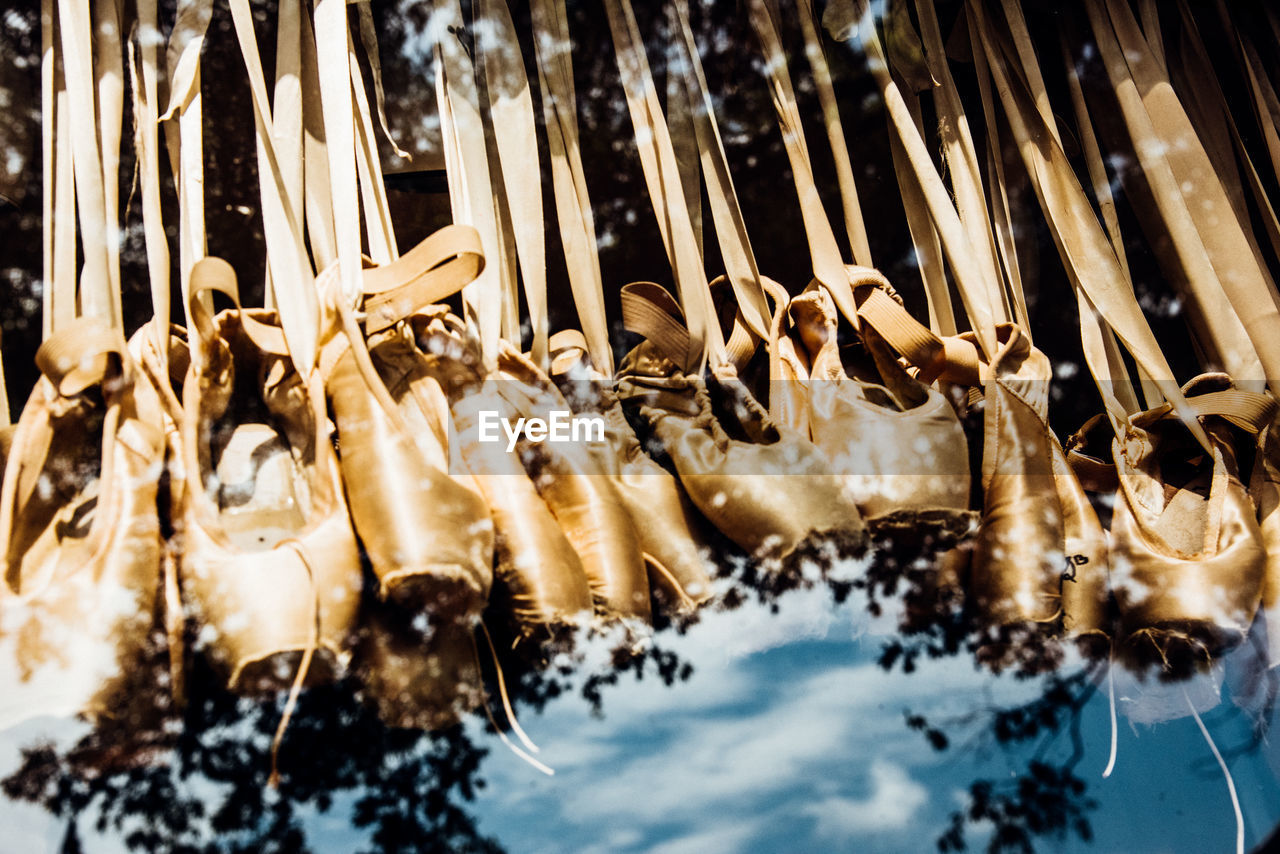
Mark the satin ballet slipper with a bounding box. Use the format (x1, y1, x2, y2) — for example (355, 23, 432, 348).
(494, 343, 652, 624)
(325, 331, 494, 620)
(1111, 379, 1268, 671)
(320, 229, 496, 620)
(971, 325, 1108, 637)
(177, 258, 361, 694)
(0, 319, 165, 729)
(411, 314, 593, 643)
(618, 341, 867, 568)
(618, 282, 866, 568)
(783, 276, 973, 537)
(549, 331, 715, 616)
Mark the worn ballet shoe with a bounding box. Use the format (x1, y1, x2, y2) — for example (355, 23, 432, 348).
(411, 312, 593, 642)
(327, 338, 494, 617)
(493, 342, 651, 624)
(549, 330, 714, 616)
(0, 318, 165, 728)
(176, 258, 361, 694)
(320, 227, 495, 620)
(1109, 375, 1269, 672)
(616, 282, 866, 570)
(970, 325, 1108, 636)
(780, 268, 973, 536)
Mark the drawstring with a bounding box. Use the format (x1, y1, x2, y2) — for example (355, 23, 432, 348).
(479, 621, 541, 755)
(1186, 687, 1244, 854)
(1102, 658, 1117, 779)
(137, 330, 185, 427)
(473, 621, 554, 776)
(268, 539, 322, 788)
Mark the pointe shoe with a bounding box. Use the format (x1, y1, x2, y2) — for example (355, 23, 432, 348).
(616, 282, 866, 568)
(0, 318, 165, 728)
(970, 325, 1107, 632)
(177, 258, 361, 693)
(1109, 375, 1269, 670)
(411, 313, 593, 642)
(549, 330, 714, 615)
(493, 342, 652, 624)
(320, 228, 495, 621)
(780, 269, 973, 535)
(326, 339, 494, 618)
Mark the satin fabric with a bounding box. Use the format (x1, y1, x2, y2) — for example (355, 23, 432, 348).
(1067, 373, 1276, 664)
(178, 307, 362, 693)
(411, 316, 593, 639)
(326, 328, 494, 620)
(784, 284, 972, 524)
(1052, 438, 1110, 647)
(495, 344, 652, 623)
(971, 325, 1109, 630)
(1113, 422, 1265, 667)
(551, 343, 714, 614)
(0, 319, 165, 728)
(617, 342, 866, 564)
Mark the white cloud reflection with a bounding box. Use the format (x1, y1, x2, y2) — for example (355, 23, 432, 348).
(804, 761, 929, 835)
(466, 586, 1043, 854)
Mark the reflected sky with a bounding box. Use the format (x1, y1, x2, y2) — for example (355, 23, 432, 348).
(6, 577, 1278, 853)
(463, 590, 1280, 853)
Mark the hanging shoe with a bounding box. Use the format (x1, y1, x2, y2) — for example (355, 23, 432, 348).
(616, 282, 867, 575)
(411, 311, 594, 646)
(492, 341, 652, 624)
(326, 337, 493, 618)
(176, 258, 361, 694)
(549, 330, 715, 616)
(780, 268, 974, 542)
(0, 318, 165, 728)
(318, 228, 495, 623)
(1108, 374, 1270, 673)
(968, 325, 1108, 657)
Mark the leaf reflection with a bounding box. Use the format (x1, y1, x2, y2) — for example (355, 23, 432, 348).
(1, 516, 1113, 854)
